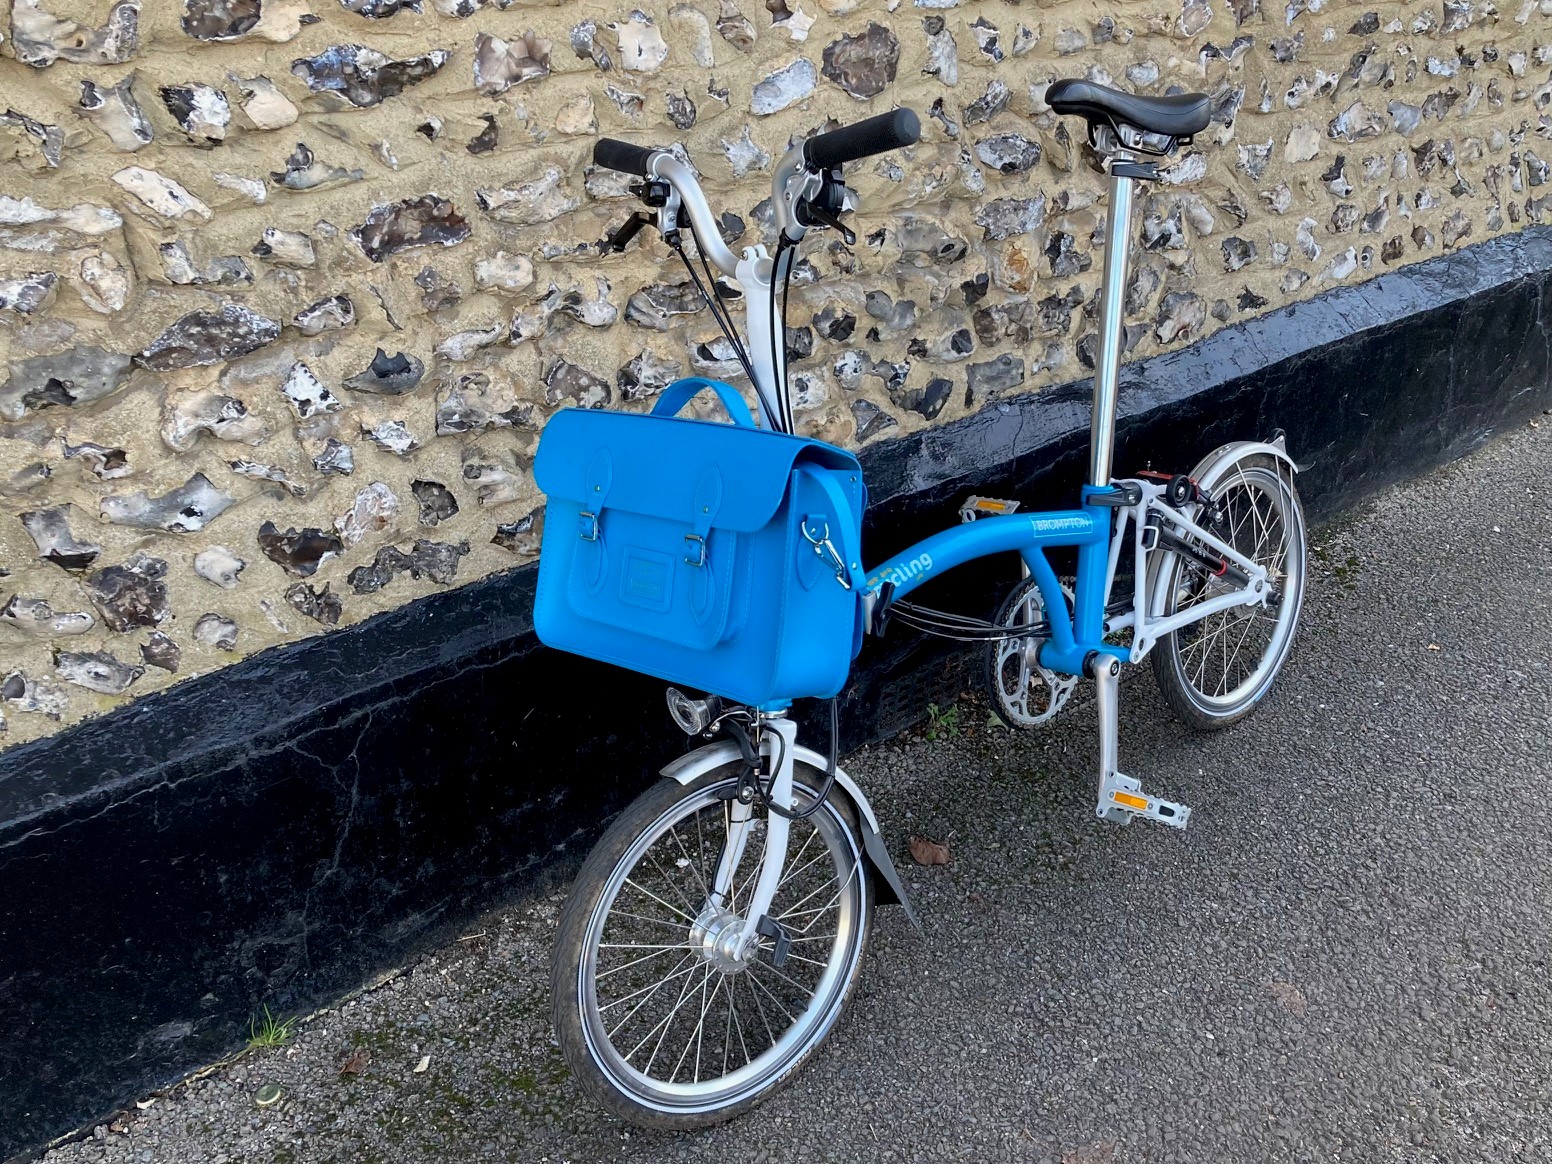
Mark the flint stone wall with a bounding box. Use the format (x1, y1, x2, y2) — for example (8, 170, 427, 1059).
(0, 0, 1546, 748)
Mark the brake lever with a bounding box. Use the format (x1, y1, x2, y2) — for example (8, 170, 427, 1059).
(800, 203, 855, 245)
(601, 210, 654, 253)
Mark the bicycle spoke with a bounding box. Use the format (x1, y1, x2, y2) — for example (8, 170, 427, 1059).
(644, 845, 701, 920)
(673, 967, 720, 1084)
(745, 964, 780, 1048)
(596, 944, 695, 982)
(728, 976, 754, 1066)
(668, 820, 711, 904)
(745, 965, 799, 1024)
(775, 829, 828, 892)
(755, 959, 820, 1001)
(783, 877, 854, 934)
(783, 950, 832, 968)
(603, 953, 699, 1038)
(721, 976, 737, 1076)
(774, 872, 839, 922)
(697, 804, 716, 899)
(601, 908, 691, 931)
(636, 962, 712, 1074)
(623, 877, 698, 925)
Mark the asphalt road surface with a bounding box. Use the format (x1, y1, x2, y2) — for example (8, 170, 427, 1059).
(40, 418, 1552, 1164)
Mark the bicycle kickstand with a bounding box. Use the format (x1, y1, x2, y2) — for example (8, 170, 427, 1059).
(1088, 654, 1192, 829)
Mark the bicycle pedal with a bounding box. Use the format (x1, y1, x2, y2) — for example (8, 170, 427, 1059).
(959, 495, 1021, 522)
(1096, 771, 1191, 830)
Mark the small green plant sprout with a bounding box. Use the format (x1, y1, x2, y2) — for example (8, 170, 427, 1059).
(924, 702, 962, 741)
(247, 1005, 297, 1051)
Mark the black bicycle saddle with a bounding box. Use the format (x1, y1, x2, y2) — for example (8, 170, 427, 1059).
(1046, 79, 1212, 139)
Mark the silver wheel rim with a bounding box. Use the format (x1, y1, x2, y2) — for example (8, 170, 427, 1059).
(576, 777, 865, 1115)
(1165, 463, 1305, 714)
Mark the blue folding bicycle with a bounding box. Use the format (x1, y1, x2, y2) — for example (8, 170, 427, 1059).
(538, 81, 1308, 1127)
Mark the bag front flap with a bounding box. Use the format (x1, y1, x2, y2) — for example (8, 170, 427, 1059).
(535, 408, 862, 532)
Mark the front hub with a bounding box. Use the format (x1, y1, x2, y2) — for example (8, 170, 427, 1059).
(689, 907, 752, 973)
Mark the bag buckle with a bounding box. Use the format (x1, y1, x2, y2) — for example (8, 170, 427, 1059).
(683, 533, 707, 567)
(802, 520, 852, 591)
(578, 511, 600, 541)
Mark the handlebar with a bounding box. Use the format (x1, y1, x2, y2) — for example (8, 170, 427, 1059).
(593, 138, 661, 177)
(802, 108, 921, 170)
(592, 109, 921, 270)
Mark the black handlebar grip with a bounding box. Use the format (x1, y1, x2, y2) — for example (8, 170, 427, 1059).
(802, 108, 922, 170)
(593, 138, 661, 176)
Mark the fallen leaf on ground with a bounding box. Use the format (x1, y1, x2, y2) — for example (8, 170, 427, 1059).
(1267, 980, 1308, 1016)
(413, 1055, 431, 1073)
(338, 1048, 371, 1076)
(908, 835, 951, 866)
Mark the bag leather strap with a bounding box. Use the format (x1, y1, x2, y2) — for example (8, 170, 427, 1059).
(651, 377, 757, 429)
(797, 465, 866, 592)
(578, 448, 613, 541)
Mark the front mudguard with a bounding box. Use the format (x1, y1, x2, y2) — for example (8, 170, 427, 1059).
(661, 741, 920, 928)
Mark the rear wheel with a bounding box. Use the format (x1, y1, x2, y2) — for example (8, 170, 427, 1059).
(551, 764, 873, 1130)
(1150, 453, 1307, 730)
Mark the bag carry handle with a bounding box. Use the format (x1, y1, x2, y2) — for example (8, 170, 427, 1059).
(651, 377, 757, 429)
(798, 466, 866, 592)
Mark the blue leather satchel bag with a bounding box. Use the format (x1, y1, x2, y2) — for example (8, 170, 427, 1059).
(533, 378, 867, 707)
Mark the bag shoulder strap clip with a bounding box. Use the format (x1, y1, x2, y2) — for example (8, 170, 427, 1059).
(801, 520, 852, 591)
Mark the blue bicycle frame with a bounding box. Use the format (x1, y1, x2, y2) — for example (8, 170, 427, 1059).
(864, 484, 1128, 678)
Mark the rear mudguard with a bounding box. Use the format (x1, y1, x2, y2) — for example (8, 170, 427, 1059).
(662, 741, 920, 928)
(1191, 431, 1304, 479)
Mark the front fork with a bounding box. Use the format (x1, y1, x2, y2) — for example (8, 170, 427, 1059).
(707, 717, 799, 960)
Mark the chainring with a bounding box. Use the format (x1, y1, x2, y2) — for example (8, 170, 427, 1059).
(983, 575, 1080, 728)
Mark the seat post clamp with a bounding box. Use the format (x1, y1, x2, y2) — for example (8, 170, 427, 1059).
(1110, 159, 1163, 181)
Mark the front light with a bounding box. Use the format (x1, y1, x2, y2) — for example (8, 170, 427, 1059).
(665, 687, 713, 735)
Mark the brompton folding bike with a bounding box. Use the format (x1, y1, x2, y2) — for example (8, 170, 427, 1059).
(532, 80, 1307, 1127)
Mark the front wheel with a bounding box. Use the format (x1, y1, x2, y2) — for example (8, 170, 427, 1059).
(1150, 452, 1308, 730)
(551, 764, 873, 1130)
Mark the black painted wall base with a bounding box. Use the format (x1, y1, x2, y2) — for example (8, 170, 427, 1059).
(4, 227, 1550, 1163)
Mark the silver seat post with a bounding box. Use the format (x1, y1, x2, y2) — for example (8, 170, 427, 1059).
(1089, 155, 1138, 488)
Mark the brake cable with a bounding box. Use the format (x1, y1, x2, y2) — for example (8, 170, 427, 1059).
(766, 235, 795, 432)
(725, 698, 840, 821)
(667, 225, 763, 389)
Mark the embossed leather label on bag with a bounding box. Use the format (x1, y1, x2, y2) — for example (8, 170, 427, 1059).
(621, 548, 673, 613)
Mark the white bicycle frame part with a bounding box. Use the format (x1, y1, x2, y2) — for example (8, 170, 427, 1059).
(662, 736, 919, 932)
(711, 717, 797, 960)
(1137, 434, 1301, 653)
(1088, 435, 1300, 663)
(1101, 480, 1269, 661)
(646, 147, 813, 436)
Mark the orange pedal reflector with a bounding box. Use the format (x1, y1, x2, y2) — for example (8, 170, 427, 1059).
(1112, 791, 1150, 811)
